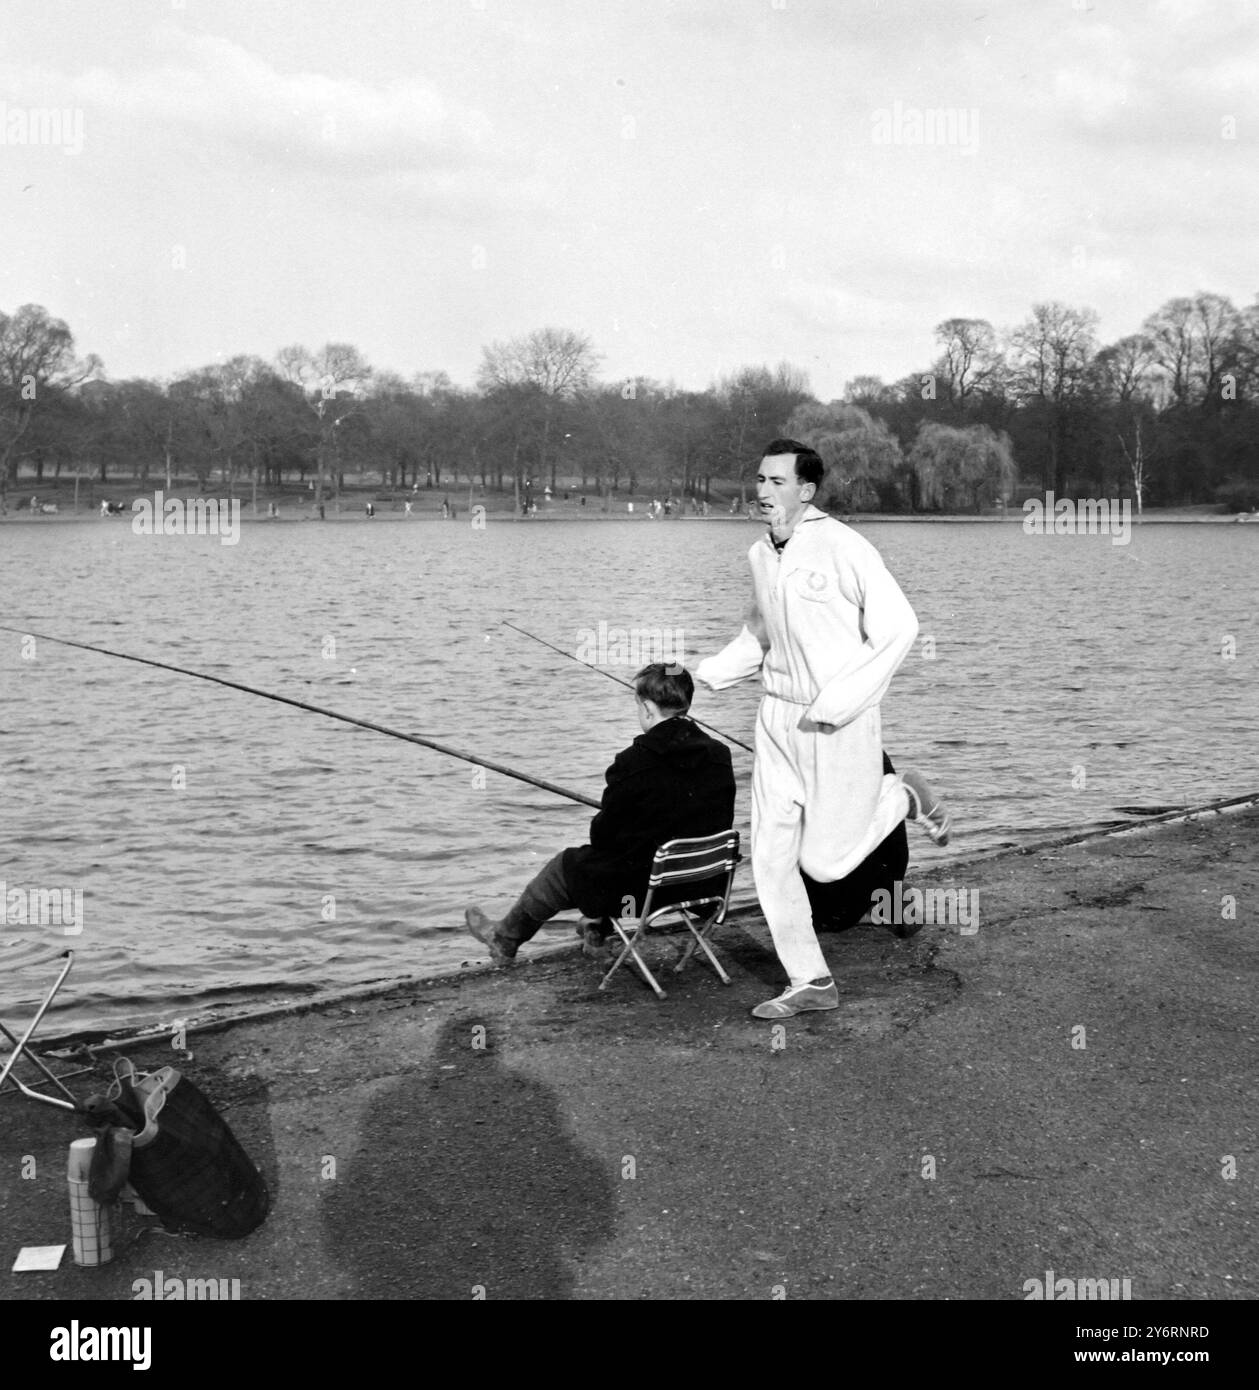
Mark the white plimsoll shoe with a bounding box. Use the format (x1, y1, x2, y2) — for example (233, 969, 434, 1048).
(751, 978, 839, 1020)
(902, 769, 951, 846)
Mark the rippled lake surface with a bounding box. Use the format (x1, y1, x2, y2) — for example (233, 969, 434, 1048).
(2, 515, 1255, 1036)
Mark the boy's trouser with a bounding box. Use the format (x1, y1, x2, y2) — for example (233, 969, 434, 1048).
(496, 852, 575, 945)
(752, 695, 909, 986)
(496, 853, 615, 946)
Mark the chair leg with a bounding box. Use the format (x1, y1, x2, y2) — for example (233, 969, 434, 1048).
(673, 912, 732, 985)
(0, 1019, 86, 1101)
(0, 952, 79, 1110)
(0, 1017, 89, 1100)
(690, 930, 732, 986)
(599, 922, 667, 999)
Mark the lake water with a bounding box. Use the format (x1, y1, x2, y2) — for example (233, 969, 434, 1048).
(1, 515, 1255, 1037)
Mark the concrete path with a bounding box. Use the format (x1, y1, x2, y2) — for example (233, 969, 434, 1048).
(3, 805, 1255, 1302)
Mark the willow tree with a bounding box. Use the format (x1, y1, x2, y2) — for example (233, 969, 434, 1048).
(784, 400, 902, 511)
(908, 421, 1016, 513)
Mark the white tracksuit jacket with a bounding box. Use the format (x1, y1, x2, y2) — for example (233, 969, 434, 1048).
(696, 506, 918, 985)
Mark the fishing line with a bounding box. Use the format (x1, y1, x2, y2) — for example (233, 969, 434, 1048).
(501, 619, 754, 754)
(0, 624, 601, 809)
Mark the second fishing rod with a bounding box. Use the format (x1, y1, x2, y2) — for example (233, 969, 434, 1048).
(501, 620, 753, 754)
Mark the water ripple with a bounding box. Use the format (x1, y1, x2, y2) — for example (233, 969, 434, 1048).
(2, 518, 1255, 1032)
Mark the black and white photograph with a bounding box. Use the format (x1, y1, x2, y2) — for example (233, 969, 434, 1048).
(1, 0, 1254, 1353)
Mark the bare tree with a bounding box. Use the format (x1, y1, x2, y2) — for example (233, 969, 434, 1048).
(1092, 334, 1157, 403)
(1141, 297, 1197, 406)
(1190, 291, 1242, 403)
(1233, 296, 1259, 400)
(1091, 334, 1164, 514)
(842, 375, 897, 408)
(933, 317, 1000, 408)
(1009, 302, 1099, 492)
(477, 328, 601, 495)
(1139, 293, 1241, 407)
(714, 362, 814, 495)
(276, 342, 371, 513)
(1116, 419, 1151, 517)
(478, 327, 600, 398)
(0, 304, 101, 499)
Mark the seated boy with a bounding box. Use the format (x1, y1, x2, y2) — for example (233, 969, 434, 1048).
(464, 663, 736, 962)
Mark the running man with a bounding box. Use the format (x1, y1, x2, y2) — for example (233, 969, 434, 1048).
(696, 439, 948, 1020)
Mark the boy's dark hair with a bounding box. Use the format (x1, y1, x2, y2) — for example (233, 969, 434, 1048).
(762, 437, 825, 489)
(634, 662, 693, 713)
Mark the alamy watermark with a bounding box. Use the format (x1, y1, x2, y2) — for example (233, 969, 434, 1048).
(1022, 491, 1131, 546)
(574, 621, 685, 670)
(49, 1325, 150, 1370)
(132, 491, 241, 546)
(869, 882, 978, 934)
(0, 103, 84, 156)
(132, 1270, 241, 1300)
(1, 881, 83, 936)
(1024, 1270, 1132, 1300)
(871, 100, 979, 153)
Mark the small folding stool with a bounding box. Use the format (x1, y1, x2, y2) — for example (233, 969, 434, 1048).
(599, 830, 741, 999)
(0, 951, 85, 1111)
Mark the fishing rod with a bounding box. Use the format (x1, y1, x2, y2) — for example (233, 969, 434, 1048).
(0, 624, 601, 810)
(501, 620, 754, 754)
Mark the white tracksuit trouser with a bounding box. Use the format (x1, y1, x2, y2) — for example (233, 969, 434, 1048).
(752, 694, 910, 986)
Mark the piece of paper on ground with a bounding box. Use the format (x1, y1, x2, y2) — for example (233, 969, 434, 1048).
(12, 1244, 66, 1272)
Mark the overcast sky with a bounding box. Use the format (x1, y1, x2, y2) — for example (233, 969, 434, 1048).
(2, 0, 1255, 398)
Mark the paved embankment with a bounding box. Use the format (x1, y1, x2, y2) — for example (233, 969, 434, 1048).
(3, 803, 1255, 1301)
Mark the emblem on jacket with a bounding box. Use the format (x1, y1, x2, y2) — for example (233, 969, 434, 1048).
(792, 569, 836, 601)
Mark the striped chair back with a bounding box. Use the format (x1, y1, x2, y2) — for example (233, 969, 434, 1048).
(646, 830, 740, 888)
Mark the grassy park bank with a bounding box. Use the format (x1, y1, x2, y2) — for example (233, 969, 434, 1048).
(3, 486, 1254, 526)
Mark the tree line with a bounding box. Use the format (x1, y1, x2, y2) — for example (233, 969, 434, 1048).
(2, 290, 1257, 514)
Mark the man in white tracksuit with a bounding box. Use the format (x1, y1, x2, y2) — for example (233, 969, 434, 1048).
(697, 438, 945, 1020)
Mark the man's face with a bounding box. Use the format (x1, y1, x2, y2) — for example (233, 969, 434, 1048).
(756, 453, 815, 530)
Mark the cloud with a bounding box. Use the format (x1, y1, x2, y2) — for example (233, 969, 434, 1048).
(668, 0, 992, 49)
(1029, 9, 1258, 147)
(1, 27, 513, 180)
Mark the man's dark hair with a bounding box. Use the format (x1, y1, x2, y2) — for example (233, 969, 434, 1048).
(762, 437, 825, 489)
(634, 662, 693, 713)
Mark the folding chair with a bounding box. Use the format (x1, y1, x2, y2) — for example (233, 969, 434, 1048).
(599, 830, 741, 999)
(0, 951, 83, 1111)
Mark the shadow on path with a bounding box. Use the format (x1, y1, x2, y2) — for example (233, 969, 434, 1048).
(321, 1014, 615, 1299)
